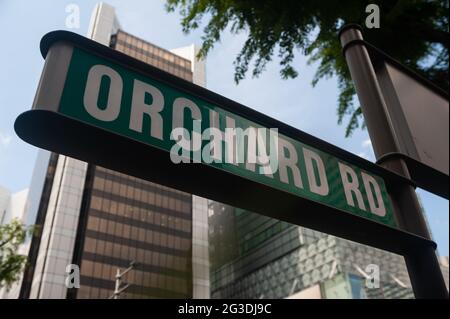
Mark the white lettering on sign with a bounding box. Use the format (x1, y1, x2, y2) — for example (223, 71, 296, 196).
(339, 162, 366, 210)
(361, 172, 386, 217)
(78, 63, 392, 222)
(303, 148, 329, 196)
(206, 110, 223, 163)
(129, 79, 164, 140)
(278, 138, 304, 189)
(224, 122, 238, 166)
(202, 127, 223, 164)
(339, 162, 387, 216)
(83, 65, 122, 121)
(173, 97, 202, 153)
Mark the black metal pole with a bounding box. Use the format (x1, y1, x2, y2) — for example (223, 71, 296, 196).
(339, 24, 448, 299)
(404, 245, 449, 298)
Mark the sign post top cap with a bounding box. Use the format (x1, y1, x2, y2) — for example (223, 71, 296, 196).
(338, 23, 363, 40)
(40, 30, 104, 59)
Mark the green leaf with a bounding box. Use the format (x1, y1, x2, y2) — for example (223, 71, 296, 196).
(166, 0, 449, 137)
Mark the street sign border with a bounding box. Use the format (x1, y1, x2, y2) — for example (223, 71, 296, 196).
(38, 31, 414, 189)
(15, 30, 437, 257)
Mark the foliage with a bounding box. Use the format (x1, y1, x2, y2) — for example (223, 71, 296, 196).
(166, 0, 449, 136)
(0, 219, 34, 289)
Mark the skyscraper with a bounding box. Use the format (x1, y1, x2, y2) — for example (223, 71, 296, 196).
(19, 2, 209, 299)
(209, 203, 420, 299)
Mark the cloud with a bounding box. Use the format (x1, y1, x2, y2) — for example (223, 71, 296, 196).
(0, 132, 12, 147)
(357, 152, 368, 159)
(362, 138, 372, 148)
(359, 138, 376, 161)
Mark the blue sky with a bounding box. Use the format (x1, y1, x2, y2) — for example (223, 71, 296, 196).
(0, 0, 448, 256)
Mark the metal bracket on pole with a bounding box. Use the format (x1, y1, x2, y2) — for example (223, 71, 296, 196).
(109, 261, 137, 299)
(339, 24, 448, 299)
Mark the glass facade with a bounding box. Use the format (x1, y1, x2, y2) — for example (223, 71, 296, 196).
(209, 204, 415, 299)
(73, 167, 192, 298)
(19, 152, 59, 298)
(209, 204, 322, 298)
(70, 31, 196, 299)
(111, 30, 193, 82)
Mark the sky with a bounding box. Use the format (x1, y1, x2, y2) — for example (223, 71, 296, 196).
(0, 0, 448, 256)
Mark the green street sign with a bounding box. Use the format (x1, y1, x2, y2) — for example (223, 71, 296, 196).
(59, 46, 395, 227)
(19, 31, 432, 255)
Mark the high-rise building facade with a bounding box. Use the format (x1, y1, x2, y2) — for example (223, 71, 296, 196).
(0, 186, 11, 224)
(0, 188, 29, 226)
(208, 203, 423, 299)
(19, 2, 209, 299)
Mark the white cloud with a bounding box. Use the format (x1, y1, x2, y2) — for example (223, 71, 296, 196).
(0, 132, 12, 147)
(357, 152, 368, 159)
(362, 138, 372, 148)
(359, 138, 376, 161)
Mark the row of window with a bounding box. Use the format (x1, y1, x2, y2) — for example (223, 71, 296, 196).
(211, 233, 300, 286)
(77, 273, 190, 298)
(95, 166, 186, 193)
(88, 208, 191, 235)
(115, 43, 193, 82)
(80, 258, 190, 287)
(115, 31, 191, 68)
(89, 192, 191, 224)
(113, 32, 193, 82)
(94, 169, 191, 200)
(239, 221, 293, 255)
(82, 237, 190, 271)
(89, 189, 191, 220)
(91, 176, 192, 213)
(83, 229, 190, 255)
(85, 216, 191, 247)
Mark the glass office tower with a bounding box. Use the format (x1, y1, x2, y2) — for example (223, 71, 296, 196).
(209, 203, 419, 299)
(72, 167, 193, 298)
(111, 30, 193, 81)
(19, 2, 209, 299)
